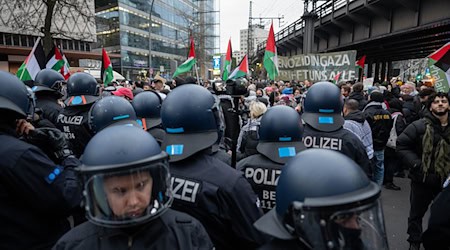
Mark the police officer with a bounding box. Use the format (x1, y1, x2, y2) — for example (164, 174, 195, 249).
(53, 125, 213, 249)
(132, 91, 165, 144)
(0, 71, 81, 249)
(89, 95, 141, 134)
(161, 84, 266, 249)
(32, 69, 65, 125)
(302, 81, 371, 176)
(56, 72, 99, 157)
(254, 149, 389, 249)
(237, 105, 306, 213)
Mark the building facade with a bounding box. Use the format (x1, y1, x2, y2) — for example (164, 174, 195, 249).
(240, 24, 268, 55)
(95, 0, 219, 80)
(0, 0, 97, 73)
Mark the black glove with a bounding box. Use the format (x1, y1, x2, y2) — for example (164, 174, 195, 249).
(26, 127, 73, 163)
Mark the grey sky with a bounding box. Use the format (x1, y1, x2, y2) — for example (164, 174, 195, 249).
(219, 0, 305, 53)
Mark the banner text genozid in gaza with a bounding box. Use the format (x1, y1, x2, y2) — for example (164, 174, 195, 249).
(277, 50, 358, 81)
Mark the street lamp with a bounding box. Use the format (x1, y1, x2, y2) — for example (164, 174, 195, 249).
(148, 0, 156, 77)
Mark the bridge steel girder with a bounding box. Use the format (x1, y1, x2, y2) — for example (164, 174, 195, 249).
(392, 0, 419, 12)
(314, 29, 329, 40)
(317, 25, 340, 37)
(366, 4, 391, 21)
(348, 13, 370, 27)
(331, 18, 353, 33)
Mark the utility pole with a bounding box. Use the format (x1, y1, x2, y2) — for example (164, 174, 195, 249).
(148, 0, 156, 78)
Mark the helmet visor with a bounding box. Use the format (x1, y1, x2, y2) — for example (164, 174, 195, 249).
(84, 162, 172, 228)
(291, 199, 388, 250)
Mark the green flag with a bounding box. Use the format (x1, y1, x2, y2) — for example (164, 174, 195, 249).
(173, 37, 196, 78)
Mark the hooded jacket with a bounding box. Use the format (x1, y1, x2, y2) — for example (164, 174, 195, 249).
(348, 92, 368, 111)
(363, 102, 393, 151)
(343, 110, 374, 159)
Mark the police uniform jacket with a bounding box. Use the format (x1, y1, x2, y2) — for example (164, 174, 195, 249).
(35, 95, 63, 125)
(303, 125, 371, 176)
(363, 102, 393, 151)
(422, 184, 450, 250)
(53, 209, 213, 250)
(237, 154, 283, 213)
(170, 152, 266, 250)
(258, 239, 308, 250)
(0, 128, 81, 250)
(56, 104, 94, 158)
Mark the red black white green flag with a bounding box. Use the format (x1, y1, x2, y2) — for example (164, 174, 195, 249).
(101, 48, 114, 86)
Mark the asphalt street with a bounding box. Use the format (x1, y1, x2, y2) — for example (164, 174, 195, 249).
(381, 177, 430, 250)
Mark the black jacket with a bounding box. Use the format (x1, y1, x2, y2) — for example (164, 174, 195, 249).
(56, 104, 94, 158)
(363, 102, 393, 151)
(170, 153, 266, 250)
(387, 107, 407, 136)
(423, 184, 450, 250)
(348, 92, 368, 111)
(237, 154, 283, 213)
(396, 111, 450, 185)
(53, 209, 213, 250)
(303, 125, 372, 177)
(35, 95, 63, 126)
(0, 130, 81, 250)
(402, 97, 421, 125)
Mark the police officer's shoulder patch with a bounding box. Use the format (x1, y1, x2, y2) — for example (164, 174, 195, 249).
(44, 165, 64, 184)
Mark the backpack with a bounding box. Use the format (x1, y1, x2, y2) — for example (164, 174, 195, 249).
(386, 112, 402, 149)
(240, 124, 260, 157)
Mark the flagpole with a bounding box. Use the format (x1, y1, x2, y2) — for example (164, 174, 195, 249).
(194, 62, 200, 85)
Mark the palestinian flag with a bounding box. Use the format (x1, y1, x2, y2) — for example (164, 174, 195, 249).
(101, 48, 114, 86)
(173, 37, 196, 78)
(334, 72, 342, 83)
(17, 37, 46, 81)
(229, 55, 248, 79)
(222, 38, 232, 81)
(263, 23, 279, 80)
(356, 55, 366, 69)
(428, 42, 450, 92)
(46, 44, 71, 80)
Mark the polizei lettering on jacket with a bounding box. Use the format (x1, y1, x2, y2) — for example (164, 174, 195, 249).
(302, 136, 342, 151)
(171, 177, 201, 203)
(244, 168, 281, 186)
(57, 114, 84, 125)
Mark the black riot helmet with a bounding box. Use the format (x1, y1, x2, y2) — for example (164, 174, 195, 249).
(78, 125, 172, 228)
(257, 106, 306, 164)
(32, 69, 65, 96)
(254, 149, 388, 250)
(161, 84, 223, 162)
(89, 96, 141, 134)
(302, 82, 344, 132)
(132, 91, 163, 131)
(0, 71, 33, 119)
(65, 72, 99, 106)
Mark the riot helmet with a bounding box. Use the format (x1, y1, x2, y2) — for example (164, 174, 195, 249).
(65, 72, 99, 106)
(257, 106, 306, 164)
(161, 84, 223, 162)
(89, 96, 140, 134)
(0, 71, 33, 119)
(32, 69, 65, 96)
(79, 125, 172, 228)
(254, 149, 387, 249)
(302, 82, 344, 132)
(132, 91, 163, 131)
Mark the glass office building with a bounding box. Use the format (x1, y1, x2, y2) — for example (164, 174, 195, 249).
(95, 0, 219, 80)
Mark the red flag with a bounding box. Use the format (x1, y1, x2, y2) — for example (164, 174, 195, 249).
(188, 37, 196, 58)
(356, 55, 366, 69)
